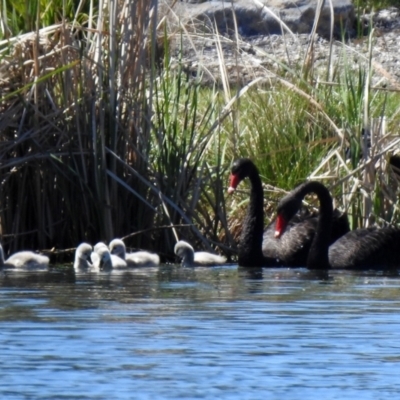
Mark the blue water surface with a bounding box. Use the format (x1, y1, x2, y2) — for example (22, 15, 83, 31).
(1, 265, 400, 399)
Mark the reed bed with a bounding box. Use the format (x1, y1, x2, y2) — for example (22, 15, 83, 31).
(0, 0, 400, 262)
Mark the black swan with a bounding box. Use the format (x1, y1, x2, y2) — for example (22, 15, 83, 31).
(275, 181, 400, 269)
(109, 238, 160, 267)
(174, 240, 227, 267)
(0, 243, 49, 269)
(228, 158, 349, 267)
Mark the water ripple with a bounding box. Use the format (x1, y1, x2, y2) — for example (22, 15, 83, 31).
(0, 267, 400, 399)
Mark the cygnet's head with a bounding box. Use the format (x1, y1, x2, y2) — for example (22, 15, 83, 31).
(94, 242, 108, 252)
(74, 243, 93, 269)
(75, 243, 93, 261)
(96, 247, 113, 270)
(109, 239, 126, 259)
(174, 240, 195, 266)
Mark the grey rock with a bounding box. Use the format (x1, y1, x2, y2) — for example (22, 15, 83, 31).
(176, 0, 355, 38)
(361, 6, 400, 31)
(168, 5, 400, 90)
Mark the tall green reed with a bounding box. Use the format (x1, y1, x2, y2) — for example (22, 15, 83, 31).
(0, 0, 163, 256)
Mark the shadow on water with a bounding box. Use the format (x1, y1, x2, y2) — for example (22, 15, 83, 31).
(238, 266, 332, 281)
(0, 267, 76, 287)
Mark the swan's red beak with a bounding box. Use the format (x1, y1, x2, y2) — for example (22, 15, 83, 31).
(274, 214, 287, 238)
(228, 173, 240, 194)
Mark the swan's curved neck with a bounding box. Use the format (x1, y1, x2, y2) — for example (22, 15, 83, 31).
(238, 169, 265, 266)
(182, 248, 194, 267)
(298, 182, 333, 269)
(77, 257, 89, 269)
(120, 245, 126, 259)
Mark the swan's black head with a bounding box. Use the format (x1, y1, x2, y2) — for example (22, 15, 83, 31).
(275, 191, 303, 238)
(228, 158, 258, 194)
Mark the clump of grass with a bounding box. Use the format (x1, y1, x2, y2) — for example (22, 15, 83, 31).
(201, 3, 400, 236)
(0, 0, 164, 256)
(0, 0, 240, 260)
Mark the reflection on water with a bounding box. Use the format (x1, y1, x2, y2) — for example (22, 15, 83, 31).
(1, 265, 400, 399)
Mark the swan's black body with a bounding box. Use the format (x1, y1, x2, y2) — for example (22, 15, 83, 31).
(276, 181, 400, 270)
(228, 159, 349, 268)
(262, 207, 349, 267)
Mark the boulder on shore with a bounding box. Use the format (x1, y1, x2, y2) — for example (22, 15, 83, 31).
(176, 0, 355, 38)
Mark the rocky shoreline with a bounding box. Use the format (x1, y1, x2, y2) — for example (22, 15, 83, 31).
(168, 6, 400, 89)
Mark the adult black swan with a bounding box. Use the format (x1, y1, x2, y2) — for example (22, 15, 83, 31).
(275, 180, 400, 269)
(228, 158, 349, 267)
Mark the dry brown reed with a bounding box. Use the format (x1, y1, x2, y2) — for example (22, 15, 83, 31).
(0, 1, 167, 259)
(0, 0, 237, 262)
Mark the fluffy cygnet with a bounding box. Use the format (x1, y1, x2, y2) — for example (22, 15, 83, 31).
(0, 243, 49, 270)
(73, 243, 93, 271)
(174, 240, 227, 267)
(94, 242, 108, 252)
(92, 245, 127, 271)
(91, 242, 108, 268)
(109, 238, 160, 267)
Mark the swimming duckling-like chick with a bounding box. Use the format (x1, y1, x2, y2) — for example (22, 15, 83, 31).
(0, 243, 49, 270)
(92, 245, 127, 271)
(109, 238, 160, 267)
(73, 243, 93, 271)
(174, 240, 226, 267)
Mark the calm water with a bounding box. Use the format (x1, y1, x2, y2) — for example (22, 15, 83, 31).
(1, 265, 400, 399)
